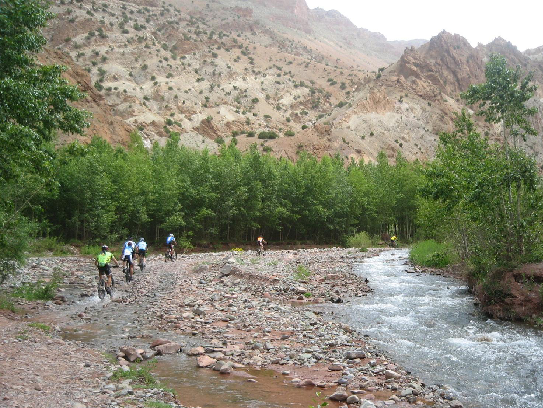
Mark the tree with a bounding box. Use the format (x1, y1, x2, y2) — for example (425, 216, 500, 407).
(461, 54, 539, 255)
(421, 111, 541, 275)
(0, 0, 90, 282)
(461, 53, 537, 149)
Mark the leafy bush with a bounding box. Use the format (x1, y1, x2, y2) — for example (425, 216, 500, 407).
(258, 131, 278, 140)
(11, 270, 62, 301)
(0, 293, 16, 312)
(409, 240, 452, 268)
(29, 237, 72, 256)
(346, 231, 373, 251)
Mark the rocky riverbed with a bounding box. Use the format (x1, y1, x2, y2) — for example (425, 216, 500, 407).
(0, 248, 465, 408)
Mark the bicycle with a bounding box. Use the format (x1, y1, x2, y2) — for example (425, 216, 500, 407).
(123, 257, 132, 283)
(165, 246, 176, 262)
(256, 244, 264, 256)
(97, 271, 115, 300)
(138, 254, 145, 272)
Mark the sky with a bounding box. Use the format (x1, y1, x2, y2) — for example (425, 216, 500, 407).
(305, 0, 543, 52)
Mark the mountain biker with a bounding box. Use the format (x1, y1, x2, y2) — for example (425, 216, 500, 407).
(122, 240, 135, 279)
(257, 235, 266, 253)
(94, 245, 119, 294)
(166, 233, 176, 260)
(390, 235, 397, 247)
(136, 237, 147, 267)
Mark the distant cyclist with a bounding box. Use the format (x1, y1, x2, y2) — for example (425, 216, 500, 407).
(257, 235, 267, 254)
(390, 235, 397, 247)
(136, 237, 147, 267)
(166, 233, 176, 261)
(122, 240, 135, 279)
(94, 245, 119, 294)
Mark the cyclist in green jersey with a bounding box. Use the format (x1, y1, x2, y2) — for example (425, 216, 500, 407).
(95, 245, 119, 291)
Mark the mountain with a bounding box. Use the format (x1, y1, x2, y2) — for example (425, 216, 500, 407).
(42, 0, 543, 163)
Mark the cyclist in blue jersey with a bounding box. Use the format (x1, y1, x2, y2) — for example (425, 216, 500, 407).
(136, 237, 148, 268)
(166, 234, 176, 261)
(121, 238, 135, 279)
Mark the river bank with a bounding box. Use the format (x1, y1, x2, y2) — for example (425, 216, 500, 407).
(0, 248, 465, 408)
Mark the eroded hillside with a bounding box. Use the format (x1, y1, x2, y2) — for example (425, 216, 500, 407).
(43, 0, 543, 163)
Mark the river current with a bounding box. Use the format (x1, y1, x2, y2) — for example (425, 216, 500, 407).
(334, 249, 543, 408)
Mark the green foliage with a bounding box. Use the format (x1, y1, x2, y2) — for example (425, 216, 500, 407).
(419, 110, 541, 276)
(11, 271, 62, 301)
(80, 244, 103, 256)
(111, 361, 159, 388)
(461, 53, 537, 146)
(28, 322, 51, 332)
(0, 293, 16, 312)
(0, 0, 89, 281)
(28, 237, 72, 256)
(346, 231, 373, 251)
(293, 265, 311, 281)
(409, 240, 452, 268)
(257, 131, 278, 139)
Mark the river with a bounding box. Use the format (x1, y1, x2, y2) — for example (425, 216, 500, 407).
(332, 249, 543, 408)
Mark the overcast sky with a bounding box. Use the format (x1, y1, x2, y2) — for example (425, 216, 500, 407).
(305, 0, 542, 52)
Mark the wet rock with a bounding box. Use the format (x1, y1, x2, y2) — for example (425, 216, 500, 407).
(197, 355, 216, 368)
(346, 395, 360, 404)
(155, 342, 181, 355)
(450, 400, 464, 408)
(119, 347, 141, 362)
(329, 387, 349, 401)
(150, 339, 172, 349)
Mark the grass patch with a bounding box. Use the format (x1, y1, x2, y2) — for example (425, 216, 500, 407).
(80, 244, 103, 256)
(409, 240, 453, 268)
(293, 265, 311, 281)
(11, 270, 62, 301)
(29, 237, 72, 256)
(111, 360, 172, 392)
(28, 322, 51, 332)
(346, 231, 373, 251)
(0, 293, 16, 312)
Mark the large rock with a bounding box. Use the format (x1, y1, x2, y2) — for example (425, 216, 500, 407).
(197, 355, 217, 368)
(119, 347, 141, 362)
(155, 342, 182, 355)
(329, 387, 349, 401)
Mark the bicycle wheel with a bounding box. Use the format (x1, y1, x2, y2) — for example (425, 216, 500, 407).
(97, 278, 106, 300)
(124, 263, 131, 283)
(108, 275, 115, 297)
(139, 258, 144, 272)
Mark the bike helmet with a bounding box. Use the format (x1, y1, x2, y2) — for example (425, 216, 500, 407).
(169, 233, 174, 237)
(102, 245, 108, 250)
(140, 237, 145, 242)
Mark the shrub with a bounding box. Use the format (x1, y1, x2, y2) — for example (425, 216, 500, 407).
(258, 131, 278, 139)
(284, 130, 295, 137)
(409, 240, 452, 268)
(29, 237, 72, 256)
(11, 270, 62, 301)
(346, 231, 373, 251)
